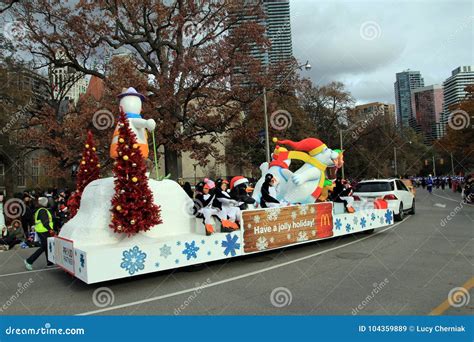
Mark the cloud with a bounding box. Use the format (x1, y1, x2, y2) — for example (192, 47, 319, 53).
(291, 0, 473, 104)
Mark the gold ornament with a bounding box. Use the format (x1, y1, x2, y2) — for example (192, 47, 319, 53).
(123, 155, 129, 161)
(85, 144, 90, 148)
(92, 147, 96, 151)
(116, 205, 122, 211)
(117, 225, 122, 231)
(81, 161, 86, 165)
(132, 177, 138, 183)
(133, 144, 139, 149)
(119, 138, 124, 143)
(130, 219, 136, 225)
(90, 159, 94, 162)
(97, 163, 101, 167)
(132, 163, 137, 167)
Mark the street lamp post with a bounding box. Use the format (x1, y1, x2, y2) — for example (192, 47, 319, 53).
(263, 60, 311, 163)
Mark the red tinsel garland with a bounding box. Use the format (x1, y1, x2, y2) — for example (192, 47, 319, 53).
(109, 109, 162, 236)
(69, 131, 101, 219)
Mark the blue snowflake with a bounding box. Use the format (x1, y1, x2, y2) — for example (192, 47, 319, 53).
(360, 217, 367, 228)
(120, 246, 147, 275)
(48, 242, 53, 253)
(353, 216, 359, 225)
(335, 218, 342, 230)
(176, 241, 181, 246)
(80, 254, 85, 268)
(155, 262, 160, 268)
(160, 244, 172, 259)
(214, 240, 219, 245)
(222, 234, 241, 257)
(385, 209, 393, 224)
(207, 251, 211, 256)
(175, 259, 180, 264)
(182, 241, 200, 260)
(345, 223, 352, 232)
(371, 213, 376, 221)
(201, 239, 205, 245)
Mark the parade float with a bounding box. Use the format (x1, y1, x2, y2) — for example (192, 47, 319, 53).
(47, 88, 394, 284)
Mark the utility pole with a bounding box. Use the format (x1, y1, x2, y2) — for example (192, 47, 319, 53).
(450, 153, 455, 175)
(394, 147, 397, 177)
(263, 87, 270, 163)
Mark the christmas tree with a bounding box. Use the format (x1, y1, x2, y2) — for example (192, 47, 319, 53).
(69, 131, 101, 218)
(109, 109, 162, 236)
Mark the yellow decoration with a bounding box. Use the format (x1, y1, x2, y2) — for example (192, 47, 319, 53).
(132, 177, 138, 183)
(130, 219, 136, 225)
(272, 137, 278, 143)
(119, 138, 124, 143)
(85, 144, 90, 148)
(81, 161, 86, 165)
(133, 144, 139, 149)
(116, 205, 122, 211)
(97, 163, 101, 167)
(123, 155, 129, 161)
(92, 147, 96, 151)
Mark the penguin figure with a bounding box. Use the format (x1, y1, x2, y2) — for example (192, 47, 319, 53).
(229, 176, 256, 210)
(213, 179, 240, 231)
(260, 173, 280, 208)
(110, 87, 156, 159)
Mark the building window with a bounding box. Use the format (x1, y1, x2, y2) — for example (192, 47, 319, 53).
(17, 160, 25, 187)
(32, 158, 40, 185)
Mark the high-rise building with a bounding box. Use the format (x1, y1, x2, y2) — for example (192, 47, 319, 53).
(411, 85, 443, 144)
(394, 70, 424, 129)
(440, 65, 474, 136)
(264, 0, 293, 65)
(50, 51, 89, 105)
(354, 102, 395, 121)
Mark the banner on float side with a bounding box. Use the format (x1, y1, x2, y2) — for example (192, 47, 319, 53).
(53, 236, 75, 275)
(242, 202, 333, 253)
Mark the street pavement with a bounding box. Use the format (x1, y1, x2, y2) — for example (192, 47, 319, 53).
(0, 188, 472, 316)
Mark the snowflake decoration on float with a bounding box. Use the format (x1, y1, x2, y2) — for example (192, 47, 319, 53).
(360, 217, 367, 228)
(80, 254, 85, 268)
(159, 244, 172, 259)
(371, 213, 376, 221)
(345, 224, 352, 233)
(253, 215, 261, 224)
(182, 241, 200, 260)
(311, 230, 316, 236)
(297, 231, 308, 242)
(155, 262, 160, 268)
(221, 234, 241, 257)
(379, 216, 384, 224)
(384, 209, 393, 224)
(353, 216, 359, 225)
(291, 211, 297, 220)
(266, 207, 281, 221)
(256, 236, 268, 251)
(120, 246, 147, 275)
(299, 205, 308, 215)
(335, 218, 342, 230)
(176, 241, 181, 246)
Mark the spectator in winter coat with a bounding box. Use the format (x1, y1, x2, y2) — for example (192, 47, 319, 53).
(0, 220, 24, 250)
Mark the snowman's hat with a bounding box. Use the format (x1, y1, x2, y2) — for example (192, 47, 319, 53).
(272, 137, 326, 156)
(117, 87, 145, 101)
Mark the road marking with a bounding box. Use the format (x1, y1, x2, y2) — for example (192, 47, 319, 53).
(429, 276, 474, 315)
(0, 267, 59, 278)
(433, 203, 446, 208)
(77, 217, 411, 315)
(433, 193, 463, 203)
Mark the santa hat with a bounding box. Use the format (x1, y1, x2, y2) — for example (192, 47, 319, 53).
(230, 176, 249, 190)
(117, 87, 145, 101)
(272, 137, 326, 156)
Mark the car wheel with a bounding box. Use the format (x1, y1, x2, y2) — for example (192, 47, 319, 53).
(409, 199, 415, 215)
(395, 203, 404, 221)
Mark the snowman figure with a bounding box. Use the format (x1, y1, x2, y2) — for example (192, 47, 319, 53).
(110, 87, 156, 159)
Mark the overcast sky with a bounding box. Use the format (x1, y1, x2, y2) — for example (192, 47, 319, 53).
(291, 0, 473, 105)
